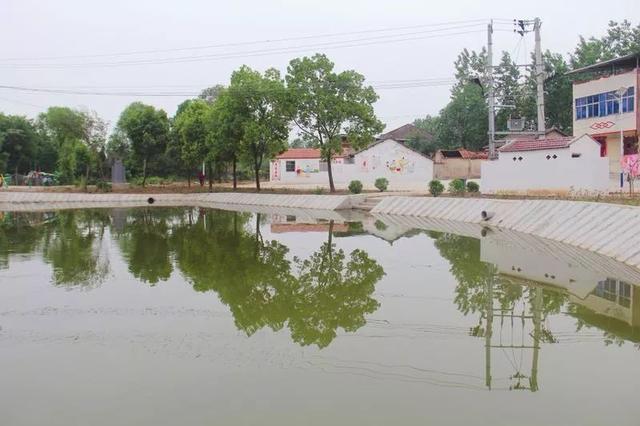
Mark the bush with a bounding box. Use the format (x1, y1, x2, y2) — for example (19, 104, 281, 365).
(95, 180, 112, 193)
(448, 178, 466, 195)
(466, 181, 480, 193)
(428, 179, 444, 197)
(374, 177, 389, 192)
(348, 180, 363, 194)
(313, 186, 325, 195)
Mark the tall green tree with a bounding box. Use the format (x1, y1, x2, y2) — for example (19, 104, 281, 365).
(117, 102, 170, 186)
(206, 87, 245, 189)
(286, 53, 383, 192)
(0, 114, 38, 177)
(37, 107, 86, 183)
(173, 99, 211, 186)
(229, 66, 290, 190)
(436, 82, 488, 150)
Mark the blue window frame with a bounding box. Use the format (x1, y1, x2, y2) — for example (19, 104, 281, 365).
(575, 86, 635, 120)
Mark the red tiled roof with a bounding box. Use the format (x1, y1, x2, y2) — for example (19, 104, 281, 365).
(458, 148, 488, 159)
(276, 148, 321, 159)
(499, 137, 574, 153)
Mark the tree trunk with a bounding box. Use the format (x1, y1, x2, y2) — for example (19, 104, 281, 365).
(255, 166, 261, 191)
(15, 166, 18, 186)
(85, 163, 90, 192)
(208, 162, 213, 192)
(232, 156, 237, 189)
(142, 158, 147, 186)
(187, 172, 191, 187)
(326, 152, 336, 192)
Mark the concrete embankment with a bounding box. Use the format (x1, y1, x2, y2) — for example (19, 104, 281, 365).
(0, 192, 367, 211)
(372, 196, 640, 269)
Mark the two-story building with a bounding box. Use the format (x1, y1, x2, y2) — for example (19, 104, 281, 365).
(567, 53, 639, 188)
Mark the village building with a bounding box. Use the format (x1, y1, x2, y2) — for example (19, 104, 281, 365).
(376, 123, 432, 144)
(433, 148, 487, 180)
(270, 133, 433, 190)
(566, 53, 639, 189)
(481, 133, 609, 194)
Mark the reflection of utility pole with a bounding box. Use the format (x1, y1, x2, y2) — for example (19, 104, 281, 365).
(485, 276, 494, 389)
(530, 287, 543, 392)
(482, 282, 543, 392)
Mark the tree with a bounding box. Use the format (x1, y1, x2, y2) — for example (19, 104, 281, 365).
(37, 107, 87, 183)
(80, 110, 108, 182)
(0, 114, 38, 178)
(436, 82, 488, 150)
(409, 115, 439, 154)
(117, 102, 170, 186)
(199, 85, 225, 104)
(206, 88, 244, 189)
(286, 54, 383, 192)
(173, 99, 211, 186)
(230, 66, 290, 190)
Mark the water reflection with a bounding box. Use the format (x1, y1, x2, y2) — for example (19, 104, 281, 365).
(2, 207, 640, 361)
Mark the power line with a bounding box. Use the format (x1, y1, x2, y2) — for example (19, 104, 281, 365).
(0, 19, 494, 63)
(0, 26, 488, 69)
(0, 78, 457, 97)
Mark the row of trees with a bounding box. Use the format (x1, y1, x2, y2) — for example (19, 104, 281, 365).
(0, 54, 382, 192)
(407, 20, 640, 153)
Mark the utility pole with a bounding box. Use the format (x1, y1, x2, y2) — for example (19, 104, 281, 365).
(534, 18, 546, 135)
(487, 20, 496, 159)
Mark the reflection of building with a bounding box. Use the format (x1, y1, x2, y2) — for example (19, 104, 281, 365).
(479, 229, 640, 337)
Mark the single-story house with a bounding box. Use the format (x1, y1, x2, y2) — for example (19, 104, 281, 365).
(481, 134, 609, 194)
(433, 148, 487, 179)
(270, 138, 433, 190)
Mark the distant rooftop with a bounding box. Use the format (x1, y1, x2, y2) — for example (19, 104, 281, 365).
(499, 137, 574, 153)
(377, 123, 432, 142)
(566, 52, 640, 76)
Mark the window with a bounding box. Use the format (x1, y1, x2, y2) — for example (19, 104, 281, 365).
(285, 161, 295, 172)
(575, 86, 635, 120)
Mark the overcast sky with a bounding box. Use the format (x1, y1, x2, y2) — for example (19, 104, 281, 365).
(1, 0, 638, 134)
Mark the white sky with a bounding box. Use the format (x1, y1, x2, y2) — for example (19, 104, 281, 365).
(1, 0, 638, 133)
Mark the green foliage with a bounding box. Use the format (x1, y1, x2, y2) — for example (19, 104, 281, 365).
(374, 177, 388, 192)
(173, 99, 211, 184)
(348, 180, 363, 194)
(117, 102, 170, 186)
(313, 186, 325, 195)
(229, 66, 291, 190)
(0, 113, 38, 175)
(428, 179, 444, 197)
(95, 179, 112, 193)
(466, 180, 480, 193)
(448, 178, 466, 195)
(286, 53, 383, 192)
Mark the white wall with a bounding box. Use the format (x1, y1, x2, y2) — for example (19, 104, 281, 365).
(269, 140, 433, 189)
(481, 135, 609, 194)
(573, 70, 637, 136)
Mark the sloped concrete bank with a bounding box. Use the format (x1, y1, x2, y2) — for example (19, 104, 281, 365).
(0, 192, 367, 211)
(372, 196, 640, 269)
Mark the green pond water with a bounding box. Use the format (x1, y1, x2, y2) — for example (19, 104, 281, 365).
(0, 207, 639, 425)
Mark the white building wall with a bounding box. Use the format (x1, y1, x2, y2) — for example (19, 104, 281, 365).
(572, 70, 637, 136)
(481, 135, 609, 194)
(270, 139, 433, 189)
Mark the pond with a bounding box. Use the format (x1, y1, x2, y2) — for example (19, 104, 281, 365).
(1, 207, 639, 425)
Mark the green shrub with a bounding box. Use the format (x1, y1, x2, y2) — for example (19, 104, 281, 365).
(313, 186, 325, 195)
(348, 180, 363, 194)
(96, 180, 112, 193)
(374, 177, 389, 192)
(466, 181, 480, 193)
(448, 178, 466, 195)
(428, 179, 444, 197)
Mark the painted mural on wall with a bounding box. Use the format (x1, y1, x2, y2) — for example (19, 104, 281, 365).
(296, 164, 320, 177)
(359, 148, 416, 175)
